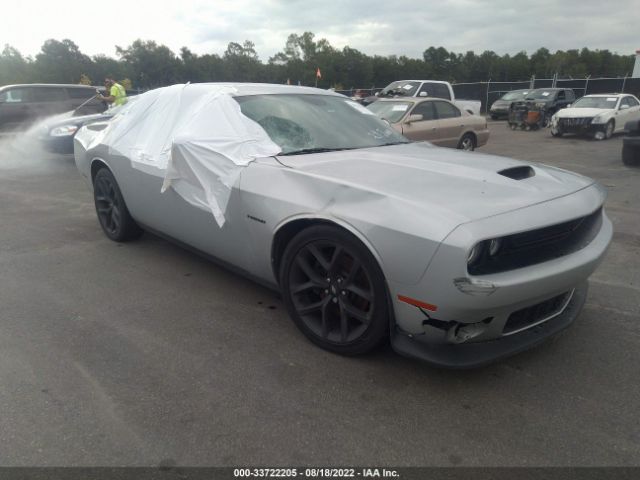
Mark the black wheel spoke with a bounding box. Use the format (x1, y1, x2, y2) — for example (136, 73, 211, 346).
(295, 255, 328, 286)
(306, 244, 330, 272)
(291, 281, 317, 294)
(339, 304, 349, 342)
(341, 298, 371, 325)
(343, 258, 361, 286)
(328, 246, 344, 275)
(321, 300, 331, 339)
(346, 284, 372, 302)
(111, 208, 121, 230)
(297, 297, 328, 316)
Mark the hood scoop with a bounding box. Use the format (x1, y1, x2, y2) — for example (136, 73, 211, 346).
(498, 165, 535, 180)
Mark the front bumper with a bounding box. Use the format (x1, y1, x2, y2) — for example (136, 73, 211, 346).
(38, 134, 74, 155)
(391, 282, 588, 368)
(388, 184, 612, 367)
(554, 118, 606, 136)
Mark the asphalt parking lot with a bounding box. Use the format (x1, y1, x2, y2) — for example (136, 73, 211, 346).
(0, 122, 639, 467)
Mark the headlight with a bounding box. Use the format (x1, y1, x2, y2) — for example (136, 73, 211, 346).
(488, 238, 502, 256)
(467, 243, 484, 265)
(592, 114, 607, 124)
(468, 237, 502, 267)
(50, 125, 79, 137)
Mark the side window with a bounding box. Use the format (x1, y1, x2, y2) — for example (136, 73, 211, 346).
(32, 87, 68, 102)
(411, 101, 436, 121)
(557, 91, 565, 101)
(66, 88, 96, 100)
(628, 97, 640, 107)
(566, 90, 575, 101)
(0, 88, 33, 103)
(418, 82, 452, 100)
(434, 101, 461, 119)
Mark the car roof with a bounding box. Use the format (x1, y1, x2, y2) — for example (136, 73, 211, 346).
(178, 82, 344, 98)
(582, 93, 624, 97)
(0, 83, 97, 90)
(373, 97, 453, 104)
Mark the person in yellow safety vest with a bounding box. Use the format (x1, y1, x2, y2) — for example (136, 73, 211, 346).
(99, 76, 127, 106)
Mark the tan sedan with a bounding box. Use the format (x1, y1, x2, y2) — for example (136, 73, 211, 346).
(367, 98, 490, 150)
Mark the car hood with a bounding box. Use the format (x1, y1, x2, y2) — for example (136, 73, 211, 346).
(276, 142, 594, 225)
(43, 112, 110, 130)
(555, 107, 613, 118)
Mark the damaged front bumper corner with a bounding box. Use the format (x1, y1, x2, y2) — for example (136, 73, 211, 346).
(390, 282, 588, 368)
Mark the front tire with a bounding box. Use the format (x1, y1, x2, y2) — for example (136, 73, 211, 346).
(280, 225, 389, 355)
(93, 168, 143, 242)
(604, 120, 615, 139)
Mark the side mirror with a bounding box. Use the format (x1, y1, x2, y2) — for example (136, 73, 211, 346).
(406, 114, 423, 123)
(419, 92, 428, 97)
(620, 104, 630, 110)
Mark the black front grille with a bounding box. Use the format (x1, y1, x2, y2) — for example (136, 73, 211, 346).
(503, 291, 572, 335)
(559, 117, 593, 127)
(469, 207, 603, 275)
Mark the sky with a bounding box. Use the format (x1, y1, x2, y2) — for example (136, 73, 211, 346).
(2, 0, 639, 60)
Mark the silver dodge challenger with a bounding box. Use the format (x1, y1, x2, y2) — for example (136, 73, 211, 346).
(74, 84, 612, 368)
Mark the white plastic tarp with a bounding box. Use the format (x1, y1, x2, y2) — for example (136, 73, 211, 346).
(96, 84, 281, 226)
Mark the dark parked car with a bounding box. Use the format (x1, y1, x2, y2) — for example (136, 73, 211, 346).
(0, 84, 106, 133)
(524, 88, 576, 115)
(623, 119, 640, 166)
(489, 89, 530, 119)
(37, 96, 135, 154)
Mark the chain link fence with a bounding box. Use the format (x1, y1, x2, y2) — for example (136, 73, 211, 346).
(337, 75, 640, 113)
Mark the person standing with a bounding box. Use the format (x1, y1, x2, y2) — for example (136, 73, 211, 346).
(100, 76, 127, 106)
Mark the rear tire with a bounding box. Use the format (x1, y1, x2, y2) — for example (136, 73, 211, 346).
(279, 225, 389, 356)
(457, 133, 476, 151)
(93, 168, 143, 242)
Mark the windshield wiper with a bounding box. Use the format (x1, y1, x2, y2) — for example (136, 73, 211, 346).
(279, 147, 355, 156)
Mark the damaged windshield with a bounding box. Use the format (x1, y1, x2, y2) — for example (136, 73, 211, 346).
(234, 94, 408, 154)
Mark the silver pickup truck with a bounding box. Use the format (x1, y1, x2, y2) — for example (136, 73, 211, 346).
(363, 80, 482, 116)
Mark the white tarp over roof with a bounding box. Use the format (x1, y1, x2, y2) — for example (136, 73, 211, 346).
(97, 84, 281, 226)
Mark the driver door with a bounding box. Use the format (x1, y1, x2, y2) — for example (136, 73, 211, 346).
(400, 101, 440, 142)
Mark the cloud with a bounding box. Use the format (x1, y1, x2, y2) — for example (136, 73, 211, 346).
(1, 0, 638, 62)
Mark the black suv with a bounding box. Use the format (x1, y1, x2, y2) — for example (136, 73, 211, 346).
(524, 88, 576, 115)
(0, 84, 107, 133)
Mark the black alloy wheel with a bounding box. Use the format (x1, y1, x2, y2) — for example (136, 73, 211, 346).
(280, 225, 388, 355)
(93, 168, 143, 242)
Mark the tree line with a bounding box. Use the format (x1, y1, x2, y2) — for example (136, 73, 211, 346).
(0, 32, 635, 91)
